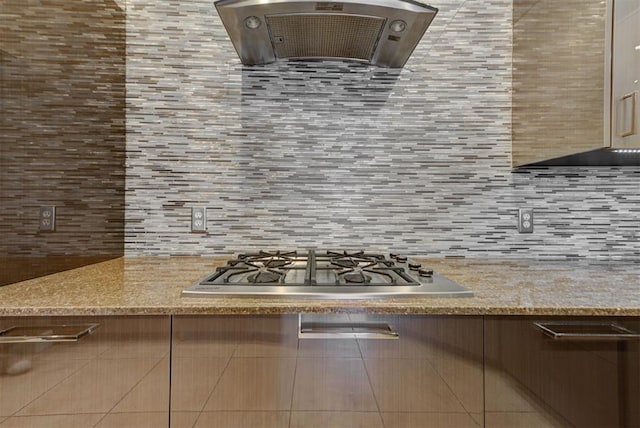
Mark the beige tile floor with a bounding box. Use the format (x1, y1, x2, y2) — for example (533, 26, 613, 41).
(291, 358, 378, 411)
(364, 358, 468, 413)
(484, 367, 568, 428)
(484, 412, 564, 428)
(0, 317, 172, 427)
(1, 339, 571, 428)
(296, 337, 361, 358)
(94, 412, 170, 428)
(2, 316, 543, 428)
(167, 322, 488, 428)
(111, 358, 170, 413)
(431, 352, 484, 414)
(0, 357, 91, 416)
(203, 358, 297, 411)
(170, 357, 231, 412)
(169, 412, 201, 428)
(381, 412, 480, 428)
(17, 357, 161, 416)
(290, 411, 384, 428)
(193, 411, 289, 428)
(0, 414, 104, 428)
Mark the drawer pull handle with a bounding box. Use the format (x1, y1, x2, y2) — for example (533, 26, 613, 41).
(618, 92, 636, 137)
(0, 324, 99, 344)
(534, 321, 640, 341)
(299, 321, 399, 339)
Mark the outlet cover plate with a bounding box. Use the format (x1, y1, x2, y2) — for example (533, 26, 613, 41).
(191, 207, 207, 233)
(518, 208, 534, 233)
(39, 206, 56, 232)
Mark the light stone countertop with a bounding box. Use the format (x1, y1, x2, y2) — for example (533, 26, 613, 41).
(0, 257, 639, 317)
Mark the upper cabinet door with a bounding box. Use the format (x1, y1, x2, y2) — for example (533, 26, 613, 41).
(512, 0, 640, 167)
(611, 0, 640, 148)
(511, 0, 608, 167)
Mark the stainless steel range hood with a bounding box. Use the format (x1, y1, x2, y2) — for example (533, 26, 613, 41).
(215, 0, 438, 68)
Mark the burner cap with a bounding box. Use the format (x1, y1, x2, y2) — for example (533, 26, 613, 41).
(248, 271, 281, 283)
(418, 269, 434, 278)
(343, 273, 369, 284)
(332, 259, 359, 268)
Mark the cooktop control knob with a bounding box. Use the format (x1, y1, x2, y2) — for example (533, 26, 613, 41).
(408, 263, 421, 270)
(389, 253, 398, 259)
(418, 269, 434, 277)
(395, 255, 408, 263)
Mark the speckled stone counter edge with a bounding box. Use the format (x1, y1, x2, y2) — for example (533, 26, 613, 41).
(1, 305, 639, 317)
(1, 257, 639, 317)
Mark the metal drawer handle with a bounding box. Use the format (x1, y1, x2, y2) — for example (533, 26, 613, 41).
(299, 321, 399, 340)
(534, 321, 640, 342)
(0, 324, 99, 344)
(618, 92, 636, 137)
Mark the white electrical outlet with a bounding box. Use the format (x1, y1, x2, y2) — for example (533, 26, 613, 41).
(518, 208, 533, 233)
(39, 206, 56, 232)
(191, 207, 207, 233)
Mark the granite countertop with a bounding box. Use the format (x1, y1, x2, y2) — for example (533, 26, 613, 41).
(0, 257, 639, 317)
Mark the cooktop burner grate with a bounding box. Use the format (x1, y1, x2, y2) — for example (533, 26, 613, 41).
(183, 250, 473, 298)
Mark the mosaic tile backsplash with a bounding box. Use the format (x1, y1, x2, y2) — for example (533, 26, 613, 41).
(124, 0, 640, 260)
(2, 0, 638, 265)
(0, 0, 126, 283)
(512, 0, 606, 166)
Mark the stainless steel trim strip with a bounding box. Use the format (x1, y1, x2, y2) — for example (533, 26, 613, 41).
(619, 92, 637, 137)
(0, 324, 100, 344)
(299, 319, 399, 339)
(534, 321, 640, 341)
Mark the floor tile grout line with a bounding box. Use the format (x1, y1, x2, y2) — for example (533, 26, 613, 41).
(188, 341, 238, 427)
(355, 321, 386, 428)
(9, 348, 95, 419)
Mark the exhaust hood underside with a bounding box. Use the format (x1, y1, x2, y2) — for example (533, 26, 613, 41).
(215, 0, 438, 68)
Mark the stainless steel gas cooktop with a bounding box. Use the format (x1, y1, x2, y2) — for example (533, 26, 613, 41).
(182, 250, 473, 299)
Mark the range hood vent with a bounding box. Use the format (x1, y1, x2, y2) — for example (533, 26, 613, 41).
(215, 0, 438, 68)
